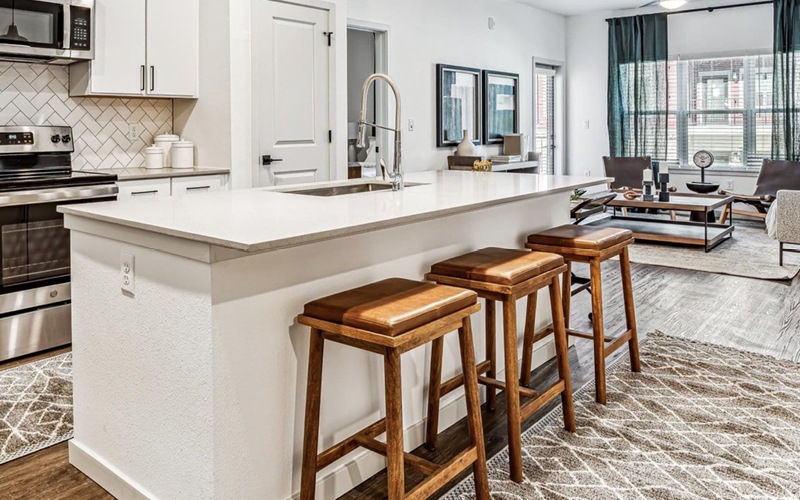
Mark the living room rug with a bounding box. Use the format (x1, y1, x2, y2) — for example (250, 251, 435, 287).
(0, 353, 73, 465)
(624, 225, 800, 281)
(443, 333, 800, 499)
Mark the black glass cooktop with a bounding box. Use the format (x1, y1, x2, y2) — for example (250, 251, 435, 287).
(0, 152, 117, 192)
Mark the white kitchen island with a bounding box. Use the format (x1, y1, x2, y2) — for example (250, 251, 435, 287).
(60, 170, 610, 500)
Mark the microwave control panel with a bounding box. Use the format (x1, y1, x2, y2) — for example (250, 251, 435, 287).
(70, 7, 91, 51)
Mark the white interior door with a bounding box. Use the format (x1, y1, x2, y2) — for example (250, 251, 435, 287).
(253, 0, 331, 187)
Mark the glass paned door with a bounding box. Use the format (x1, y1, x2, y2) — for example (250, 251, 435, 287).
(535, 65, 556, 174)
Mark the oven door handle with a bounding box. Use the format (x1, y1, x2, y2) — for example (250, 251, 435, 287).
(0, 185, 118, 207)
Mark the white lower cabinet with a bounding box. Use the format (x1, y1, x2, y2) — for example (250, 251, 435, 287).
(117, 174, 229, 201)
(171, 175, 227, 197)
(116, 179, 171, 200)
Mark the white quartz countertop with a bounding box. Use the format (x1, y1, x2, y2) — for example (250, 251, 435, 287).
(60, 171, 611, 253)
(96, 166, 231, 181)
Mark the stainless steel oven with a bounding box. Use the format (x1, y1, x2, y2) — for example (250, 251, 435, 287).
(0, 0, 93, 63)
(0, 126, 116, 362)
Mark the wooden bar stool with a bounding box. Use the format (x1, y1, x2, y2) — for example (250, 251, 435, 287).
(525, 225, 641, 405)
(297, 278, 490, 500)
(424, 248, 576, 484)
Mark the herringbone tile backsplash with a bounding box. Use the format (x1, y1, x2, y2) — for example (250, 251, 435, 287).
(0, 62, 173, 170)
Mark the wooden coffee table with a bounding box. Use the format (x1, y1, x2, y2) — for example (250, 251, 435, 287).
(586, 193, 735, 252)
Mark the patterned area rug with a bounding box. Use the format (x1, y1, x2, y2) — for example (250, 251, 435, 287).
(443, 333, 800, 499)
(624, 225, 800, 281)
(0, 353, 73, 465)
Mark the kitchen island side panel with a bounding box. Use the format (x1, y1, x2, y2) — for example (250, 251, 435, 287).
(209, 193, 571, 499)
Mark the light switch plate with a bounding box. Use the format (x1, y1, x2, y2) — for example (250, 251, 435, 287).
(121, 252, 135, 295)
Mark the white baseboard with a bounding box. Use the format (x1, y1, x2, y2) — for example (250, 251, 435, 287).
(69, 440, 157, 500)
(293, 336, 559, 499)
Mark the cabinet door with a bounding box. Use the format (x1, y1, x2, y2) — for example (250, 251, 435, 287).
(171, 175, 228, 197)
(116, 179, 172, 200)
(146, 0, 199, 98)
(90, 0, 147, 95)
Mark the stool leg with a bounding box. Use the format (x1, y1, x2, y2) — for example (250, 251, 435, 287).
(384, 348, 405, 500)
(502, 298, 524, 483)
(589, 258, 607, 405)
(425, 337, 444, 450)
(620, 247, 642, 373)
(300, 329, 325, 500)
(458, 318, 490, 500)
(549, 277, 576, 432)
(562, 262, 572, 329)
(520, 291, 538, 388)
(485, 299, 497, 411)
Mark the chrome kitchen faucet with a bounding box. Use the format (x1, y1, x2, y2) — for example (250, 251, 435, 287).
(356, 74, 403, 191)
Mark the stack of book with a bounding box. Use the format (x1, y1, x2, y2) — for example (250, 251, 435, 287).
(490, 155, 523, 163)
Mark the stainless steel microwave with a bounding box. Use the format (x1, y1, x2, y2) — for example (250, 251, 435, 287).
(0, 0, 93, 64)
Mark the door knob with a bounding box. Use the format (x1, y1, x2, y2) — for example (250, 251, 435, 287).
(262, 155, 283, 166)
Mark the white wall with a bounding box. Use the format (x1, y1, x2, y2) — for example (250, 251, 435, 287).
(344, 0, 566, 172)
(565, 1, 773, 183)
(179, 0, 565, 187)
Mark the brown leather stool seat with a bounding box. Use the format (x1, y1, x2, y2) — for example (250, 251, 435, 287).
(526, 224, 641, 406)
(304, 278, 478, 336)
(425, 248, 575, 484)
(430, 247, 564, 285)
(297, 278, 489, 500)
(527, 225, 633, 252)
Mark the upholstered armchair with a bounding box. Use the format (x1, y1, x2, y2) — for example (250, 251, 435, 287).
(777, 190, 800, 266)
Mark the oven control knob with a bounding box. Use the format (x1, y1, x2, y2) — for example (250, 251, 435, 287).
(62, 135, 71, 144)
(51, 135, 61, 144)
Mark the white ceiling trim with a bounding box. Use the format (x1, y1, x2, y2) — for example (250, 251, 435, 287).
(513, 0, 770, 17)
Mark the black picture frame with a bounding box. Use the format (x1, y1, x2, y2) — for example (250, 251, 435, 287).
(436, 64, 482, 148)
(482, 70, 519, 145)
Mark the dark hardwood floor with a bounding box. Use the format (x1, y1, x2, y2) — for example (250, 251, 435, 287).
(0, 262, 797, 500)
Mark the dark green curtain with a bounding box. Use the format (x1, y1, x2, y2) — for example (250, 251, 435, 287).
(773, 0, 800, 161)
(607, 14, 669, 159)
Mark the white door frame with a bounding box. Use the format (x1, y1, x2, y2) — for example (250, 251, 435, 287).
(251, 0, 338, 186)
(347, 19, 391, 170)
(532, 57, 566, 176)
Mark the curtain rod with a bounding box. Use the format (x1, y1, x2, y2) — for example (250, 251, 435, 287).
(606, 1, 772, 22)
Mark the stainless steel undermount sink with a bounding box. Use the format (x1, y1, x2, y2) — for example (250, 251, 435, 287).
(282, 182, 426, 197)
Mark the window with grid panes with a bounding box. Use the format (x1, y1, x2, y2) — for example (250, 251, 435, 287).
(666, 54, 774, 170)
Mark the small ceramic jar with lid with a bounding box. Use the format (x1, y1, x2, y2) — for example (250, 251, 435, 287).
(171, 140, 195, 169)
(145, 146, 164, 169)
(154, 134, 180, 167)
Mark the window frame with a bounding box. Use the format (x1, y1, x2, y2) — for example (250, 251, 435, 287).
(666, 52, 773, 172)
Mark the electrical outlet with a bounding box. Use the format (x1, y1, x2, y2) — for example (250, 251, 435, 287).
(408, 119, 415, 132)
(128, 123, 142, 141)
(583, 120, 590, 130)
(585, 170, 592, 177)
(725, 179, 734, 190)
(121, 252, 135, 295)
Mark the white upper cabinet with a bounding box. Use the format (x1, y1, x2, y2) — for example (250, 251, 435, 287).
(70, 0, 198, 98)
(146, 0, 199, 98)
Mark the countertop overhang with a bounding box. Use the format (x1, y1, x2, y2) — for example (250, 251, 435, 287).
(59, 171, 611, 254)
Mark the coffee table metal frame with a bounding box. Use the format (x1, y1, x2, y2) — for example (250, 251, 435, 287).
(591, 193, 735, 253)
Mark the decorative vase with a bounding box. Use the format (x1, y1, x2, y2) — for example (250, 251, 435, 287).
(456, 129, 477, 157)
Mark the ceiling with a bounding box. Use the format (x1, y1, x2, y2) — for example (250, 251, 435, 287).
(516, 0, 761, 16)
(516, 0, 652, 16)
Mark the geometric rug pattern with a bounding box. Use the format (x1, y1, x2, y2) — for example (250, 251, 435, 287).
(0, 353, 73, 465)
(443, 333, 800, 499)
(0, 62, 172, 171)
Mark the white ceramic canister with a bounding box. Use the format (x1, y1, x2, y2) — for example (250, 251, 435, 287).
(171, 140, 195, 169)
(145, 146, 164, 169)
(153, 134, 180, 167)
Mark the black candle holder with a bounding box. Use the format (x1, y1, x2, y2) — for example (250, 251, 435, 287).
(658, 172, 670, 202)
(642, 179, 655, 201)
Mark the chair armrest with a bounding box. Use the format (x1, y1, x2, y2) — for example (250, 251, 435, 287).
(718, 190, 775, 203)
(777, 190, 800, 244)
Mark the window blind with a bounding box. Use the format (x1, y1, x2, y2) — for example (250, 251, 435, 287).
(535, 67, 556, 175)
(666, 53, 778, 169)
